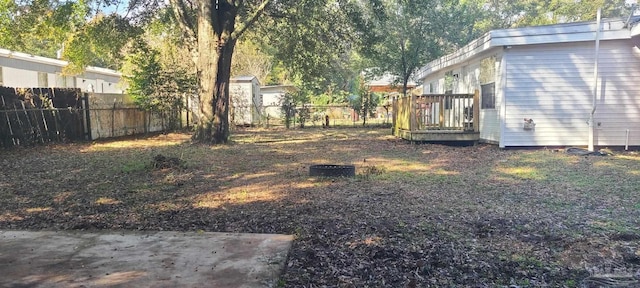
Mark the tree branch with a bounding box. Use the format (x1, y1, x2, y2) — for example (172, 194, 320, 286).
(169, 0, 197, 49)
(231, 0, 271, 40)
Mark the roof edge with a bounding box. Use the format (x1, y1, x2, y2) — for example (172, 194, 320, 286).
(0, 48, 121, 76)
(260, 84, 298, 90)
(416, 17, 632, 81)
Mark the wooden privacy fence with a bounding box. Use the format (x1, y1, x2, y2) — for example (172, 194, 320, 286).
(0, 87, 89, 148)
(394, 91, 479, 136)
(87, 93, 178, 139)
(0, 88, 187, 148)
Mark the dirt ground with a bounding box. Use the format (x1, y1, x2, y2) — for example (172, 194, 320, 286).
(1, 127, 640, 287)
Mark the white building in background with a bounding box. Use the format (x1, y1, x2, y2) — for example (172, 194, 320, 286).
(0, 48, 124, 93)
(230, 76, 262, 125)
(261, 84, 298, 119)
(415, 16, 640, 148)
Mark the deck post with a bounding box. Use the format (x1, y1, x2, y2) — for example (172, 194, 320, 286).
(409, 93, 416, 133)
(473, 90, 480, 132)
(439, 95, 444, 128)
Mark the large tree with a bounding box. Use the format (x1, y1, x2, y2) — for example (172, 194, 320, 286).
(167, 0, 264, 143)
(168, 1, 266, 143)
(231, 38, 272, 84)
(354, 0, 484, 96)
(0, 0, 88, 58)
(0, 0, 147, 74)
(169, 0, 361, 143)
(478, 0, 630, 29)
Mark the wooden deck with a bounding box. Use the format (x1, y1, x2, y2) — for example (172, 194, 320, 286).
(393, 91, 480, 143)
(398, 129, 480, 142)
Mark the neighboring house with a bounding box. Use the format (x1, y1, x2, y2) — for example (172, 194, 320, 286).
(230, 76, 262, 125)
(415, 16, 640, 148)
(0, 48, 124, 93)
(261, 84, 298, 119)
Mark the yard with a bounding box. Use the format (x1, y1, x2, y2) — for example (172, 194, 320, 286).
(1, 127, 640, 287)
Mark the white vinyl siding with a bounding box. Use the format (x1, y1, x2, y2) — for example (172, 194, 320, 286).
(591, 40, 640, 146)
(2, 67, 38, 87)
(502, 40, 640, 147)
(1, 49, 123, 92)
(0, 66, 3, 85)
(503, 43, 593, 146)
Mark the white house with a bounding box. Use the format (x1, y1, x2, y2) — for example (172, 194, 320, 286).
(416, 16, 640, 148)
(230, 76, 262, 125)
(0, 48, 124, 93)
(260, 84, 297, 119)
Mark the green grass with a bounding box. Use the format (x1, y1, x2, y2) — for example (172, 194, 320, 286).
(121, 159, 149, 173)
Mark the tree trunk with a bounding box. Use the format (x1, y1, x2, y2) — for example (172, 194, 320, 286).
(192, 1, 237, 144)
(192, 0, 218, 142)
(402, 75, 409, 97)
(212, 39, 236, 143)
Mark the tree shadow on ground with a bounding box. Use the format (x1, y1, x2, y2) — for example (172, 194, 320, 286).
(1, 128, 640, 286)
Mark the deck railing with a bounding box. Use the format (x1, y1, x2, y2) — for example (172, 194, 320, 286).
(393, 91, 479, 135)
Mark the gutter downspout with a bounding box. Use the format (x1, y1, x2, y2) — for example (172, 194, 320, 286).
(589, 8, 601, 152)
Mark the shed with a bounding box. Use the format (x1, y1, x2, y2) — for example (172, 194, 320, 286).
(260, 85, 298, 119)
(0, 48, 124, 93)
(230, 76, 262, 125)
(414, 16, 640, 148)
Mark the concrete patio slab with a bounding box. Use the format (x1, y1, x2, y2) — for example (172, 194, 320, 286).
(0, 230, 293, 288)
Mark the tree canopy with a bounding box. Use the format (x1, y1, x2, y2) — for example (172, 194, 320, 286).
(353, 0, 486, 96)
(478, 0, 630, 29)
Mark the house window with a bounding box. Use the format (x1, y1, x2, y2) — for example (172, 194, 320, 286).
(444, 71, 454, 94)
(481, 83, 495, 109)
(38, 72, 48, 87)
(57, 75, 76, 88)
(480, 56, 496, 109)
(56, 74, 66, 87)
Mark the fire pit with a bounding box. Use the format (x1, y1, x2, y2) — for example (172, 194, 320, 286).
(309, 164, 356, 177)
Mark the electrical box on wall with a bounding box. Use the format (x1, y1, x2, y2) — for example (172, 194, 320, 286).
(524, 118, 535, 130)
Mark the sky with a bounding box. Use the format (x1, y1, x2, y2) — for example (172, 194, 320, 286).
(98, 0, 131, 16)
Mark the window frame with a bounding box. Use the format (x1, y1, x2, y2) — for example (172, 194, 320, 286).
(444, 70, 454, 94)
(481, 82, 496, 109)
(479, 56, 496, 110)
(38, 72, 48, 87)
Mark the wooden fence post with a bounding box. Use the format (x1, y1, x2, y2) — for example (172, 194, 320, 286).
(83, 93, 92, 140)
(111, 99, 116, 138)
(1, 96, 16, 146)
(473, 89, 480, 132)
